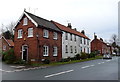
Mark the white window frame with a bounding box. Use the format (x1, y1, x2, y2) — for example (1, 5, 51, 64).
(75, 46, 77, 53)
(80, 47, 82, 52)
(3, 45, 6, 50)
(65, 32, 68, 40)
(43, 29, 49, 38)
(53, 32, 58, 40)
(23, 17, 28, 26)
(70, 34, 72, 41)
(80, 37, 82, 44)
(70, 46, 73, 53)
(43, 46, 49, 56)
(18, 29, 23, 38)
(87, 39, 89, 45)
(84, 38, 86, 44)
(53, 46, 58, 56)
(65, 45, 68, 53)
(28, 28, 33, 37)
(74, 35, 76, 41)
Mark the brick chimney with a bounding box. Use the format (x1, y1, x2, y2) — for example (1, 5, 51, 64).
(81, 30, 85, 35)
(67, 23, 72, 28)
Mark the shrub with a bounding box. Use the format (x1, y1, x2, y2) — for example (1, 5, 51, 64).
(13, 59, 26, 64)
(42, 59, 50, 64)
(2, 51, 8, 61)
(80, 52, 88, 59)
(89, 52, 96, 58)
(74, 54, 81, 60)
(4, 49, 16, 64)
(60, 58, 70, 62)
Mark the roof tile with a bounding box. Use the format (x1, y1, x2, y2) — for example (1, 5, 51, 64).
(52, 21, 90, 40)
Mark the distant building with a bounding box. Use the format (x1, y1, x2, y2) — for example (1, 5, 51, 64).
(52, 21, 90, 58)
(91, 34, 112, 55)
(0, 36, 14, 52)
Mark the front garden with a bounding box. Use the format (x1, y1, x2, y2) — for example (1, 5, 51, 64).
(2, 49, 102, 67)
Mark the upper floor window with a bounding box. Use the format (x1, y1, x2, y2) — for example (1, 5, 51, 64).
(53, 46, 58, 56)
(28, 28, 33, 37)
(18, 29, 23, 38)
(80, 37, 82, 44)
(65, 32, 68, 40)
(53, 32, 57, 40)
(3, 45, 6, 50)
(74, 35, 76, 41)
(43, 29, 49, 38)
(87, 39, 89, 45)
(84, 38, 86, 44)
(23, 17, 28, 26)
(43, 45, 49, 56)
(70, 34, 72, 41)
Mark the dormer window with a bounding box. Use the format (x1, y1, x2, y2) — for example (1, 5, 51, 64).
(43, 29, 49, 38)
(53, 32, 57, 40)
(23, 17, 28, 26)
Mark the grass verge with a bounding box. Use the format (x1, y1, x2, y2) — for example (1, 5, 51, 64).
(31, 56, 102, 67)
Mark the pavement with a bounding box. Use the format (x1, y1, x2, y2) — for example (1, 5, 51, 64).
(2, 56, 119, 80)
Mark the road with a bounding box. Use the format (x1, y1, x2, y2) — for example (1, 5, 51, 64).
(1, 56, 119, 80)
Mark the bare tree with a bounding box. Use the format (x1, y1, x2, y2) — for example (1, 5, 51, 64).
(5, 22, 15, 35)
(1, 22, 15, 40)
(0, 24, 5, 35)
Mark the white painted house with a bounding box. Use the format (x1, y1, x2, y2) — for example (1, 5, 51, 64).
(52, 21, 91, 58)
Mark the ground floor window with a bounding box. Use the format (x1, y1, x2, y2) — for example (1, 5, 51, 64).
(65, 45, 68, 53)
(43, 46, 49, 56)
(53, 46, 57, 56)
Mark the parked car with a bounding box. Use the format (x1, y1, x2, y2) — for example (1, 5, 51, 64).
(103, 54, 112, 59)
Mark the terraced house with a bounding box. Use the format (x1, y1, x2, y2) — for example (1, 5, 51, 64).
(14, 10, 62, 63)
(52, 21, 91, 58)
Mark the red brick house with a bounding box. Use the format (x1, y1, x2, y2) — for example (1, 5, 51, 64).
(0, 36, 14, 52)
(14, 10, 62, 63)
(91, 34, 112, 55)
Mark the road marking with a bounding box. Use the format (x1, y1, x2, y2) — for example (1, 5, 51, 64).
(45, 70, 74, 78)
(81, 66, 90, 69)
(98, 63, 101, 64)
(90, 65, 95, 67)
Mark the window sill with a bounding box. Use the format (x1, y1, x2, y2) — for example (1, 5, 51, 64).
(43, 36, 49, 39)
(53, 38, 58, 40)
(28, 36, 33, 38)
(43, 55, 49, 57)
(53, 55, 58, 57)
(17, 37, 22, 39)
(23, 24, 27, 26)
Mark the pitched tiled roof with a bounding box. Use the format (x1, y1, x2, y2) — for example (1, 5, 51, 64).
(52, 21, 90, 40)
(7, 39, 14, 47)
(1, 36, 14, 47)
(25, 11, 61, 32)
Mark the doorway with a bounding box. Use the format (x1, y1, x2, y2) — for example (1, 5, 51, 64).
(22, 45, 28, 61)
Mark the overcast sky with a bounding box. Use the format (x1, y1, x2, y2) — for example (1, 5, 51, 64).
(0, 0, 119, 42)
